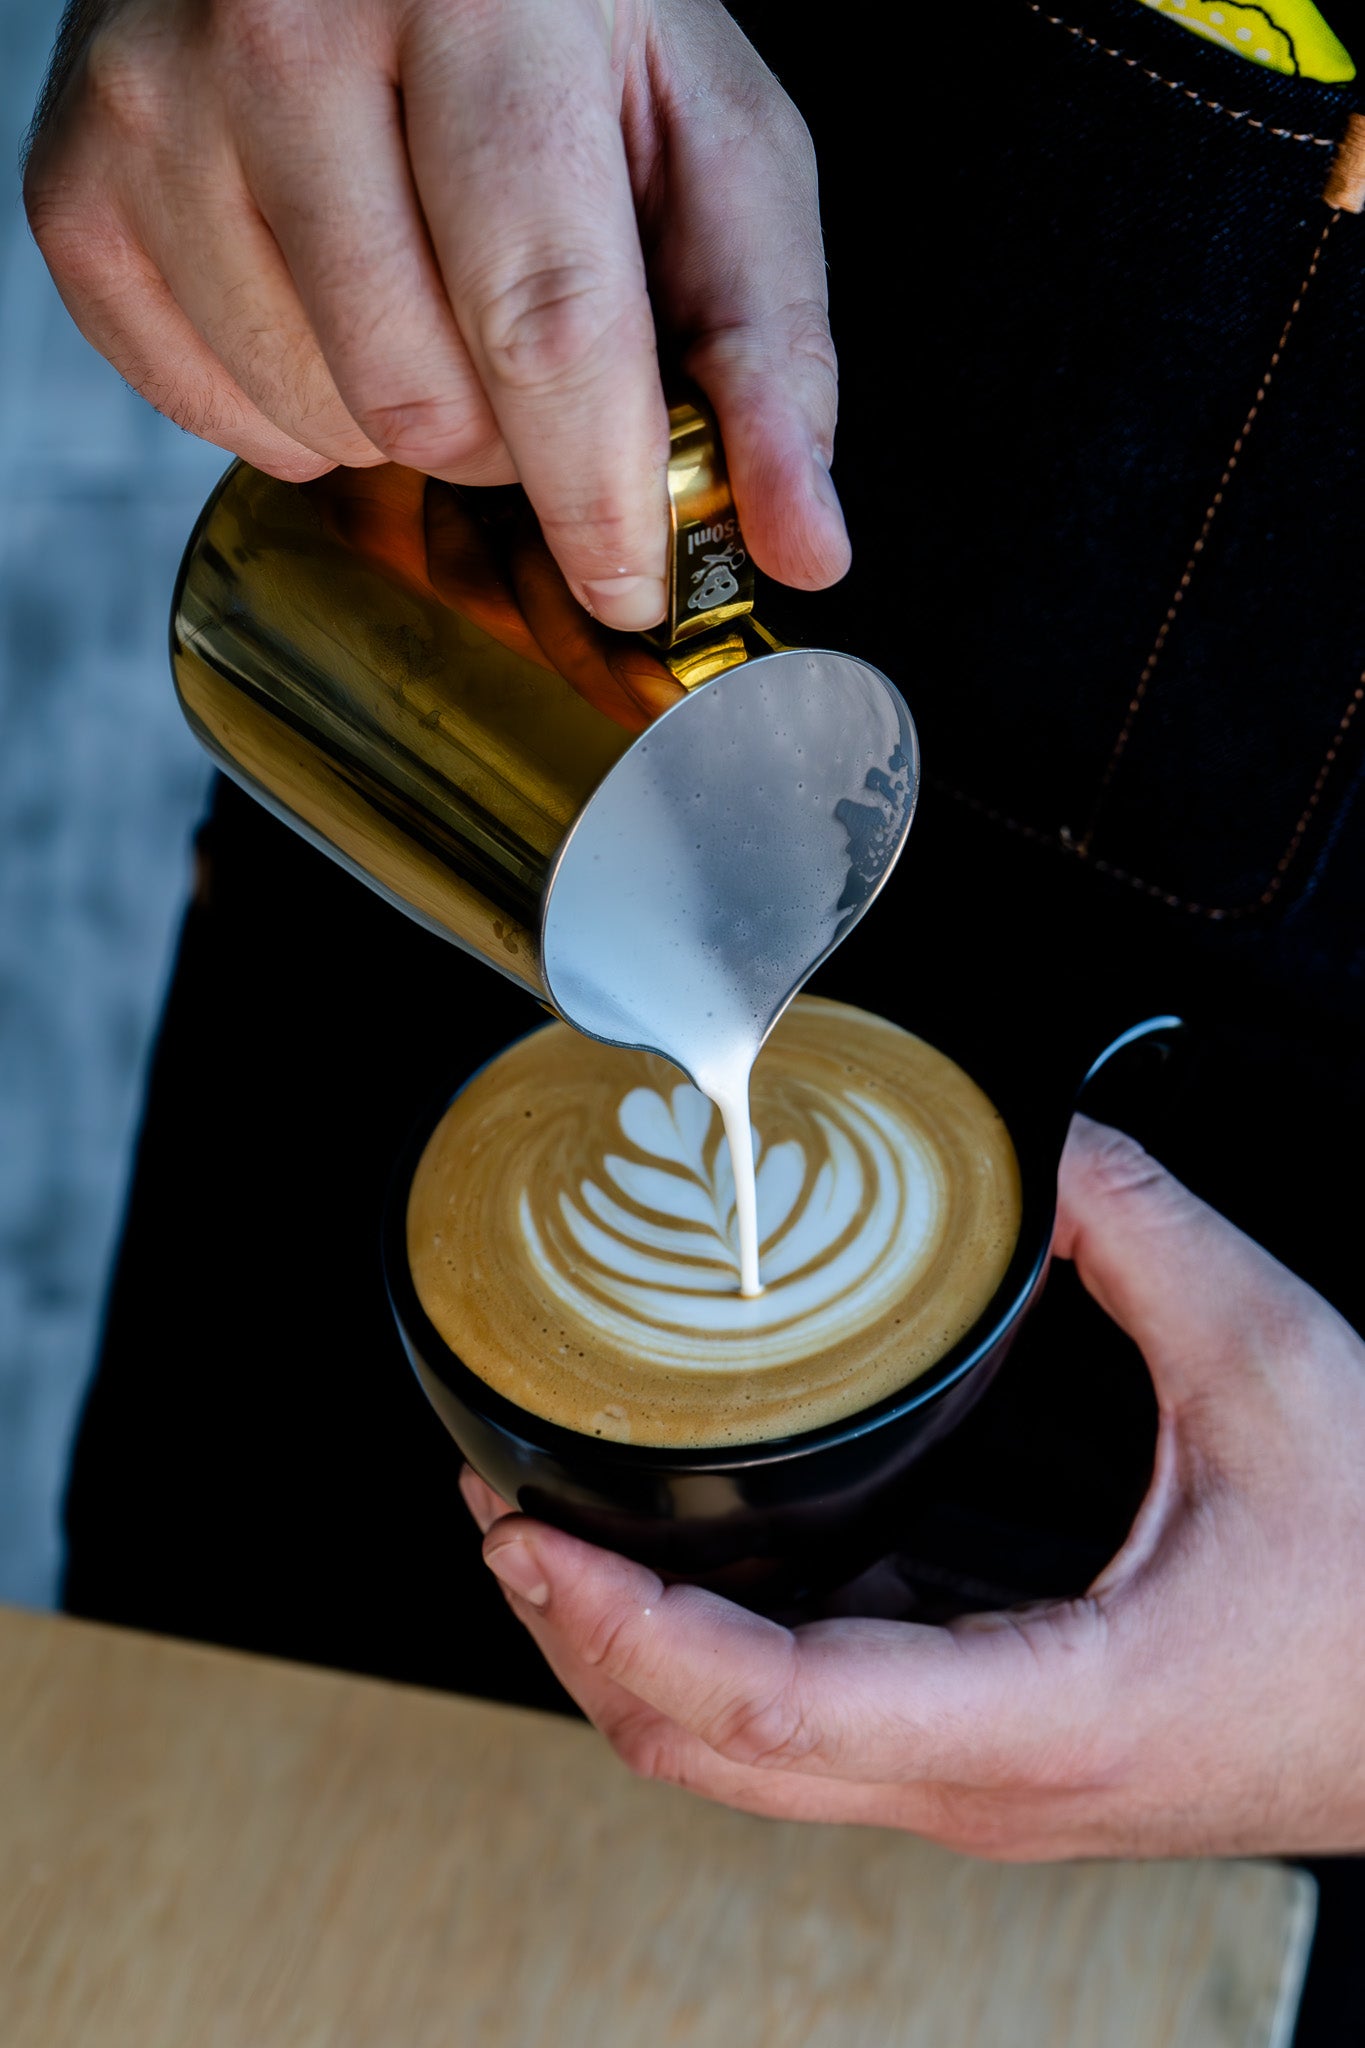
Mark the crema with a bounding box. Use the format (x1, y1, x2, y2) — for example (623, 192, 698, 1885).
(407, 998, 1022, 1447)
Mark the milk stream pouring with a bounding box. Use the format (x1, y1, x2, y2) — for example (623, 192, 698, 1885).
(170, 403, 919, 1293)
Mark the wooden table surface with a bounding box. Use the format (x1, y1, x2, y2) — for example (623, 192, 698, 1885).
(0, 1605, 1314, 2048)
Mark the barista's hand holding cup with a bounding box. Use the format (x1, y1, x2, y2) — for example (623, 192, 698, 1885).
(465, 1119, 1365, 1861)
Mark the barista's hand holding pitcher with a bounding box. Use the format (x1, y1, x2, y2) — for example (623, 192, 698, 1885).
(23, 0, 849, 630)
(465, 1117, 1365, 1858)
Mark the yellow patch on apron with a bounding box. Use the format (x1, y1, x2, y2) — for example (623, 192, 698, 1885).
(1137, 0, 1355, 81)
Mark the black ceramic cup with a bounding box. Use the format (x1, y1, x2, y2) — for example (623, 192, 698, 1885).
(383, 1010, 1182, 1608)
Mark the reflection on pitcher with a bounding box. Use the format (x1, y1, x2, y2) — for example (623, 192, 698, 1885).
(308, 464, 685, 730)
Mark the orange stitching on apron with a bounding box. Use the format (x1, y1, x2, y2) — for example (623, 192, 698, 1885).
(1025, 4, 1337, 143)
(1254, 678, 1365, 902)
(1075, 210, 1338, 858)
(936, 779, 1225, 912)
(938, 668, 1365, 920)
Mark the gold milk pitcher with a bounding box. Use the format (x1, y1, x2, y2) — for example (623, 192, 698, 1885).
(170, 401, 919, 1065)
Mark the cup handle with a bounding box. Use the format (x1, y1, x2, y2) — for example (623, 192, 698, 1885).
(1072, 1013, 1188, 1153)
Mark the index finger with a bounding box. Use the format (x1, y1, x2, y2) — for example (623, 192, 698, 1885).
(401, 0, 670, 632)
(482, 1516, 1118, 1788)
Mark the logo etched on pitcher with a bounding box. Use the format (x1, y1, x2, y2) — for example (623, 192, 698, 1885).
(685, 519, 747, 614)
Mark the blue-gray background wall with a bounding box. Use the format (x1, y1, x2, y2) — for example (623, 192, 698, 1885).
(1, 2, 223, 1605)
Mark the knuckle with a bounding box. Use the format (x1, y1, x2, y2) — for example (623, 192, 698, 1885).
(257, 446, 339, 485)
(21, 123, 68, 223)
(538, 496, 646, 580)
(353, 395, 498, 474)
(895, 1774, 1065, 1860)
(704, 1682, 813, 1770)
(136, 369, 334, 483)
(683, 293, 838, 456)
(577, 1598, 647, 1677)
(612, 1724, 722, 1800)
(474, 261, 637, 393)
(609, 1713, 681, 1786)
(766, 84, 819, 174)
(710, 61, 821, 208)
(210, 0, 317, 96)
(179, 311, 370, 469)
(80, 26, 172, 150)
(138, 375, 231, 444)
(722, 65, 808, 157)
(1071, 1118, 1165, 1202)
(24, 180, 101, 280)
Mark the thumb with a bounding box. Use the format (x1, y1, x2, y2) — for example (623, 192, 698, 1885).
(1054, 1114, 1302, 1406)
(485, 1516, 1114, 1788)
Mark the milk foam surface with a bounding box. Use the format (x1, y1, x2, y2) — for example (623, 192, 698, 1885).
(407, 999, 1022, 1448)
(520, 1084, 939, 1362)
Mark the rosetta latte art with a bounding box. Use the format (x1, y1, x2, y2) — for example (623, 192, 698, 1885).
(520, 1081, 939, 1369)
(407, 998, 1022, 1447)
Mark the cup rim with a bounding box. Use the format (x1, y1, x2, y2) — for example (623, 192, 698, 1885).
(381, 1017, 1060, 1473)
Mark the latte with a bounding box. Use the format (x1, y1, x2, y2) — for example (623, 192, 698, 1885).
(406, 997, 1022, 1448)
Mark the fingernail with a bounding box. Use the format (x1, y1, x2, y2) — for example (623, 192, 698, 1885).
(484, 1537, 550, 1608)
(580, 574, 667, 632)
